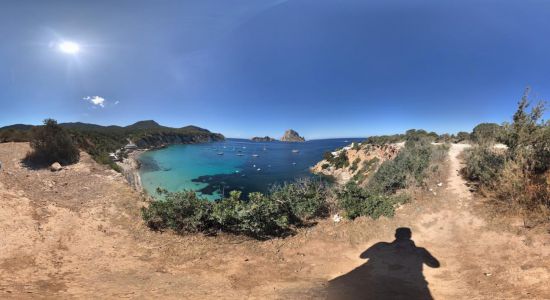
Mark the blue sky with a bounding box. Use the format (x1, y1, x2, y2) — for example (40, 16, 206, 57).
(1, 0, 549, 139)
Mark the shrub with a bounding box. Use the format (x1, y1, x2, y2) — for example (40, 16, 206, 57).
(462, 146, 505, 187)
(323, 151, 334, 161)
(368, 139, 433, 193)
(456, 131, 470, 142)
(471, 123, 502, 144)
(269, 178, 331, 221)
(142, 178, 331, 239)
(141, 190, 213, 233)
(25, 119, 80, 166)
(365, 134, 405, 145)
(464, 90, 549, 214)
(369, 159, 407, 194)
(212, 191, 291, 238)
(337, 182, 407, 219)
(350, 158, 361, 172)
(331, 151, 349, 169)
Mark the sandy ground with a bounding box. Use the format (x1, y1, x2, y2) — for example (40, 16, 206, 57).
(0, 142, 549, 299)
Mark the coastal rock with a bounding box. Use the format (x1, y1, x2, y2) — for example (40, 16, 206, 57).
(251, 136, 276, 142)
(280, 129, 305, 142)
(50, 162, 62, 172)
(311, 142, 401, 185)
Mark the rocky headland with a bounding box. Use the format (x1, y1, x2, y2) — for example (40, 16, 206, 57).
(311, 142, 402, 185)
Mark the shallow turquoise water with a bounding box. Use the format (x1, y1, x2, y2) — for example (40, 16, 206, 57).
(139, 138, 362, 200)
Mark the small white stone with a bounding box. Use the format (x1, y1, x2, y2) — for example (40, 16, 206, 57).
(50, 162, 62, 172)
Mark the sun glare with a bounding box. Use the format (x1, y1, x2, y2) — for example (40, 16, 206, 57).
(58, 41, 80, 54)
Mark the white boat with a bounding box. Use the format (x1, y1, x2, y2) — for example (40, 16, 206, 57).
(236, 153, 244, 156)
(257, 168, 261, 171)
(252, 154, 260, 157)
(292, 149, 299, 153)
(217, 152, 224, 155)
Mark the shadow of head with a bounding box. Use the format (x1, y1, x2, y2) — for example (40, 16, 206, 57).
(395, 227, 412, 241)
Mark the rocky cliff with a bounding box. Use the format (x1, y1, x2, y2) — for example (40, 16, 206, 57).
(311, 142, 401, 185)
(280, 129, 305, 142)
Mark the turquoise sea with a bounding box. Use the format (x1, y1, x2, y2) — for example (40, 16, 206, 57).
(139, 138, 363, 199)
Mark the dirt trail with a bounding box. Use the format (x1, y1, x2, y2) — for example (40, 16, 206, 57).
(1, 143, 549, 299)
(326, 144, 550, 299)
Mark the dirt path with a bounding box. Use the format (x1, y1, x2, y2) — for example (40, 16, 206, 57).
(1, 143, 549, 299)
(325, 144, 550, 299)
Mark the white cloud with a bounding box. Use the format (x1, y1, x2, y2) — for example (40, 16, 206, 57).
(114, 100, 120, 105)
(83, 96, 106, 108)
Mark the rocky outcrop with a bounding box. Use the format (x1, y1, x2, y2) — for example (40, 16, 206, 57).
(251, 136, 276, 142)
(281, 129, 305, 142)
(117, 151, 143, 191)
(311, 142, 401, 185)
(134, 132, 224, 149)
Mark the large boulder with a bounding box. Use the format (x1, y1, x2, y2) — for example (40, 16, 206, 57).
(280, 129, 305, 142)
(50, 162, 62, 172)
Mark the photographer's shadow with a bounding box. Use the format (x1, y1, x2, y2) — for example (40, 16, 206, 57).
(327, 227, 440, 300)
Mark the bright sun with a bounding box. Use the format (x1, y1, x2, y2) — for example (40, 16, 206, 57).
(58, 41, 80, 54)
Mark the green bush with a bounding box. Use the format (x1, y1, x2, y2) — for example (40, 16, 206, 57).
(141, 190, 213, 233)
(456, 131, 470, 142)
(332, 151, 349, 169)
(368, 139, 433, 193)
(472, 123, 503, 144)
(337, 182, 407, 219)
(464, 90, 549, 213)
(462, 146, 505, 186)
(269, 178, 330, 221)
(26, 119, 80, 166)
(323, 151, 334, 161)
(350, 158, 361, 172)
(142, 178, 331, 239)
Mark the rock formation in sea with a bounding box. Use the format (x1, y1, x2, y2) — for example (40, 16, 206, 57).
(280, 129, 305, 142)
(251, 136, 276, 142)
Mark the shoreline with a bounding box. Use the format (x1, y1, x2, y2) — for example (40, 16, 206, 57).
(117, 149, 146, 192)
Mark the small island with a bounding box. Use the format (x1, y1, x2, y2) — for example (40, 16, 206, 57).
(280, 129, 305, 142)
(251, 136, 276, 142)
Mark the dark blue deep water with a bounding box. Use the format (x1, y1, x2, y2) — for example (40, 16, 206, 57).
(139, 138, 363, 199)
